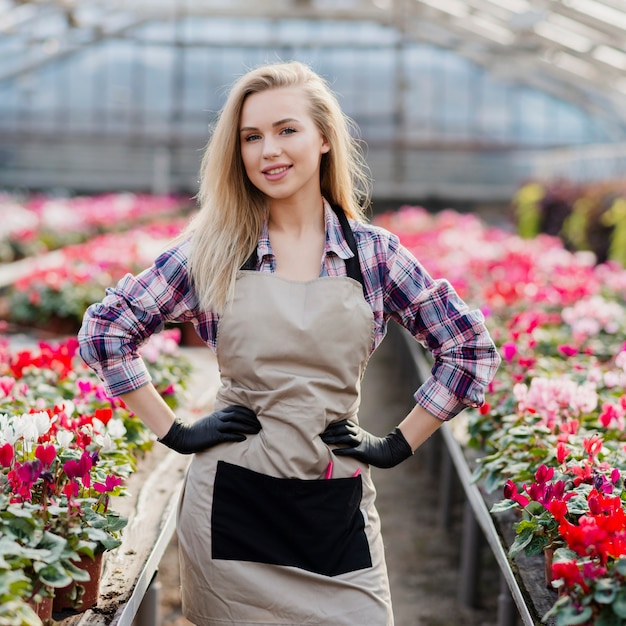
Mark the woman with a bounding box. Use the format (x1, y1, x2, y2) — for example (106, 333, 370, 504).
(78, 60, 500, 625)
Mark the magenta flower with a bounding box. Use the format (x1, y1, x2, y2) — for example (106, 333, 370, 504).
(503, 480, 530, 507)
(557, 344, 578, 357)
(94, 475, 123, 494)
(501, 342, 518, 362)
(63, 450, 94, 488)
(16, 459, 42, 485)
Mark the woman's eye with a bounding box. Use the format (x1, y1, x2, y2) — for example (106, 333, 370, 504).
(244, 134, 261, 142)
(280, 127, 296, 135)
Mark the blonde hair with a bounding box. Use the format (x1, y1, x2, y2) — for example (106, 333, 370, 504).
(184, 60, 371, 313)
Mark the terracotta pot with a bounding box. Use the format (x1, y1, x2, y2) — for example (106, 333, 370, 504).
(53, 552, 103, 613)
(544, 547, 555, 589)
(28, 593, 54, 624)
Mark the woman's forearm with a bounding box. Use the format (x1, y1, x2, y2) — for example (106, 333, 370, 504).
(397, 403, 444, 452)
(119, 383, 177, 439)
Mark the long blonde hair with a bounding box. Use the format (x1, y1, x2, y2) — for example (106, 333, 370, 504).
(184, 60, 371, 313)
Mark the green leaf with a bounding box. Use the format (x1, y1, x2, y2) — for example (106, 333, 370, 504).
(556, 605, 593, 626)
(63, 559, 92, 583)
(490, 499, 518, 514)
(612, 588, 626, 618)
(615, 559, 626, 577)
(37, 530, 68, 561)
(34, 562, 74, 587)
(594, 608, 622, 626)
(594, 578, 617, 604)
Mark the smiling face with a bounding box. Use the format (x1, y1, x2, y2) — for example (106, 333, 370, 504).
(239, 86, 330, 206)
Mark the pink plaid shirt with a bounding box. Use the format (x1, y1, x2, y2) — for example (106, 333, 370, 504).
(79, 202, 500, 421)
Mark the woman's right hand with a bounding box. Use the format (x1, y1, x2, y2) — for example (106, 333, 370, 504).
(158, 405, 261, 454)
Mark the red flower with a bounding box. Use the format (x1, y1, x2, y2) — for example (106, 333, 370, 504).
(556, 442, 570, 464)
(551, 560, 589, 592)
(0, 442, 14, 467)
(35, 444, 56, 468)
(548, 499, 568, 521)
(95, 407, 113, 425)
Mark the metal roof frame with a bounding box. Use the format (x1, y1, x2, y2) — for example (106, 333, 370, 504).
(1, 0, 625, 129)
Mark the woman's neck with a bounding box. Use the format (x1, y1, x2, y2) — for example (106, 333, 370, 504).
(267, 196, 325, 238)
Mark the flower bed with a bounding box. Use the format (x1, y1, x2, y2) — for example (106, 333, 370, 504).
(1, 219, 189, 332)
(374, 206, 626, 625)
(3, 202, 626, 624)
(0, 193, 194, 263)
(0, 330, 190, 624)
(512, 179, 626, 266)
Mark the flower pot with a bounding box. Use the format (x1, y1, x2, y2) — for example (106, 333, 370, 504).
(544, 547, 555, 589)
(28, 593, 54, 624)
(53, 552, 103, 613)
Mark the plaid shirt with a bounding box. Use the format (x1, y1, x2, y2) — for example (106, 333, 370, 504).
(79, 202, 500, 421)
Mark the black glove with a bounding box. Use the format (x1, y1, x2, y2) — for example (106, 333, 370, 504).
(321, 419, 412, 469)
(158, 405, 260, 454)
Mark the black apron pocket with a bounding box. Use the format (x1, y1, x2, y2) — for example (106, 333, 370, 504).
(211, 461, 372, 576)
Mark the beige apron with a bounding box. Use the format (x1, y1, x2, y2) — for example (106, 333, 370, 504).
(177, 220, 393, 625)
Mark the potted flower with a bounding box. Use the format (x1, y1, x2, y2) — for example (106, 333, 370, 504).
(0, 418, 129, 614)
(544, 487, 626, 625)
(0, 494, 95, 623)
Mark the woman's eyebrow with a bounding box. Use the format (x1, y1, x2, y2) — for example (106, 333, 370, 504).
(240, 118, 300, 133)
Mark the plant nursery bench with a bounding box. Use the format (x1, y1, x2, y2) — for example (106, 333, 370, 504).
(399, 326, 557, 626)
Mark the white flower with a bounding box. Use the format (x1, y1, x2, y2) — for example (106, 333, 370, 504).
(0, 413, 17, 445)
(56, 429, 74, 449)
(106, 418, 127, 440)
(93, 432, 115, 452)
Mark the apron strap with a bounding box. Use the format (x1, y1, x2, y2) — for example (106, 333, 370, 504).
(330, 204, 365, 290)
(240, 205, 365, 292)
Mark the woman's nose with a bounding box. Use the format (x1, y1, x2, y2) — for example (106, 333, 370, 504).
(262, 138, 281, 159)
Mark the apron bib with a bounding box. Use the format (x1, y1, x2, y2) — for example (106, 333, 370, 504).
(177, 213, 393, 626)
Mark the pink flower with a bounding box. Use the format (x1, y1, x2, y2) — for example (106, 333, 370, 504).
(583, 434, 603, 459)
(556, 442, 570, 464)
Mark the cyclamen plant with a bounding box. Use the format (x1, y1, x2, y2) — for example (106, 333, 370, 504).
(0, 332, 190, 618)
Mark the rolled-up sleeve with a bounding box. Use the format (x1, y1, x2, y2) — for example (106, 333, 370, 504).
(78, 240, 215, 397)
(380, 233, 500, 421)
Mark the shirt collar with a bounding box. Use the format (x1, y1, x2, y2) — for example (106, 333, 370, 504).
(257, 198, 354, 261)
(324, 199, 354, 260)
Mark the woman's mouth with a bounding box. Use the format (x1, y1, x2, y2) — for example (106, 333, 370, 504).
(262, 165, 291, 181)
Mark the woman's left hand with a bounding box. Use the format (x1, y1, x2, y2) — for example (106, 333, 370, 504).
(320, 419, 412, 468)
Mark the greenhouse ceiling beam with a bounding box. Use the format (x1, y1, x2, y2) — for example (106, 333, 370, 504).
(3, 0, 626, 130)
(399, 1, 626, 129)
(0, 16, 151, 82)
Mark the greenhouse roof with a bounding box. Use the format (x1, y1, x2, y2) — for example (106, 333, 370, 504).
(1, 0, 626, 126)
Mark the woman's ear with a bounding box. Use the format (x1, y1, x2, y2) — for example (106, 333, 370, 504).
(321, 137, 331, 154)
